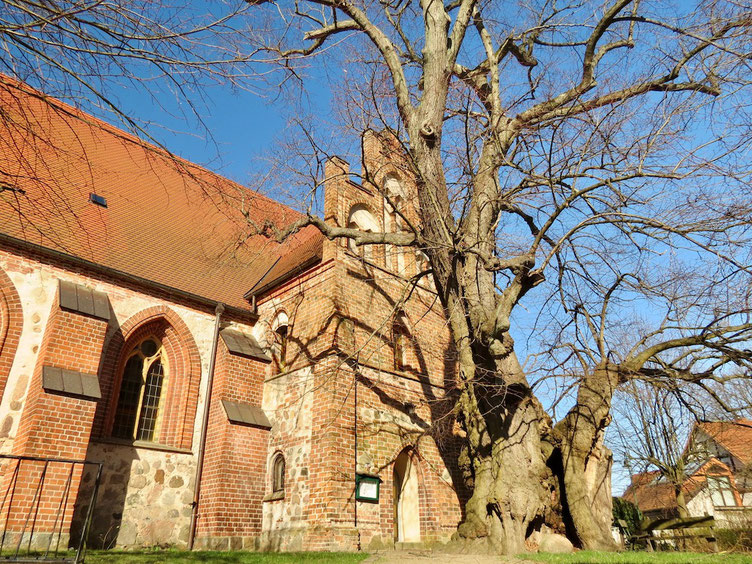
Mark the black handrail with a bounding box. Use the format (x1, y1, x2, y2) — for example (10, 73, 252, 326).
(0, 455, 102, 563)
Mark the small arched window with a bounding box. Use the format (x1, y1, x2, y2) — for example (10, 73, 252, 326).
(347, 204, 379, 261)
(112, 337, 167, 442)
(272, 453, 286, 494)
(271, 311, 289, 373)
(393, 319, 410, 372)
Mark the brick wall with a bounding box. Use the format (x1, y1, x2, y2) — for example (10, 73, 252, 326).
(255, 132, 463, 551)
(5, 291, 108, 539)
(258, 261, 339, 375)
(0, 268, 22, 405)
(195, 339, 270, 548)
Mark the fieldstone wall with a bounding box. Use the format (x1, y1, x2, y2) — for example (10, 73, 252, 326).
(260, 365, 314, 550)
(76, 442, 196, 548)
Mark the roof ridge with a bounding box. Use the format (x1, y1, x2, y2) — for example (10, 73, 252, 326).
(0, 75, 324, 309)
(0, 74, 302, 221)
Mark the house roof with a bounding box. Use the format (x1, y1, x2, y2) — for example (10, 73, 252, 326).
(622, 458, 736, 513)
(697, 419, 752, 465)
(0, 77, 323, 311)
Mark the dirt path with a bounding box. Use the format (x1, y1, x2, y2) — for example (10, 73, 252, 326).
(362, 550, 531, 564)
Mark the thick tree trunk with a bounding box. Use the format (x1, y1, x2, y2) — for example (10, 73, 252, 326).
(453, 347, 551, 554)
(405, 137, 559, 554)
(406, 109, 614, 554)
(457, 395, 550, 552)
(557, 438, 616, 550)
(551, 365, 619, 551)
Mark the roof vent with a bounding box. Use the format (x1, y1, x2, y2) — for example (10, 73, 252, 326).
(0, 183, 26, 195)
(89, 193, 107, 207)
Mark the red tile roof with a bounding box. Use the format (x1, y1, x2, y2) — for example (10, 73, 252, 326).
(0, 77, 323, 311)
(623, 458, 738, 513)
(697, 419, 752, 465)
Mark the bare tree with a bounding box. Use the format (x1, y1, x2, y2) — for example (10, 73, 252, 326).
(0, 1, 253, 141)
(611, 381, 698, 518)
(3, 0, 752, 555)
(243, 0, 752, 553)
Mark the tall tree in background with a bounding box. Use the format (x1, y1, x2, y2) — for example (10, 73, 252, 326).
(611, 381, 697, 517)
(3, 0, 752, 554)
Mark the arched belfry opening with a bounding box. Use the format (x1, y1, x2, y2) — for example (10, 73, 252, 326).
(393, 448, 421, 543)
(383, 176, 406, 274)
(347, 204, 379, 261)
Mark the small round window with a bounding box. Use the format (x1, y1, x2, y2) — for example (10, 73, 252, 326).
(141, 339, 158, 357)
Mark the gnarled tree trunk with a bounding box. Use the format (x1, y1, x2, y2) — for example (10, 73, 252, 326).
(407, 130, 616, 553)
(455, 353, 551, 554)
(549, 364, 619, 550)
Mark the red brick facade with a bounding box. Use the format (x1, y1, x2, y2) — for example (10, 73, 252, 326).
(196, 341, 271, 547)
(0, 87, 464, 551)
(4, 291, 108, 539)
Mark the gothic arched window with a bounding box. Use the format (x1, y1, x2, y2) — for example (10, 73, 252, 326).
(112, 337, 167, 442)
(272, 452, 286, 494)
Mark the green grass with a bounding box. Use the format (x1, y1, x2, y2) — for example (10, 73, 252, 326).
(523, 551, 752, 564)
(83, 551, 369, 564)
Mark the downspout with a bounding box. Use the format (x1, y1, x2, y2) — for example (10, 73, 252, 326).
(353, 358, 361, 551)
(188, 302, 224, 550)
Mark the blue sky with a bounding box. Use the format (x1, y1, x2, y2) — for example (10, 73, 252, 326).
(103, 82, 292, 184)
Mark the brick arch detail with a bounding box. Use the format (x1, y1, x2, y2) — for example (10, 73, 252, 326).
(385, 442, 435, 532)
(388, 443, 429, 479)
(0, 268, 22, 404)
(347, 202, 380, 228)
(95, 306, 202, 450)
(388, 444, 430, 541)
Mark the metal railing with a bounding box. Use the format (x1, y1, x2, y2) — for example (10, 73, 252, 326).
(0, 455, 102, 563)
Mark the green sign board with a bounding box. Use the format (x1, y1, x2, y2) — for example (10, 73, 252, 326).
(355, 474, 382, 503)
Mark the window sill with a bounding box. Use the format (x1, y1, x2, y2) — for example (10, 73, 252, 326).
(263, 491, 285, 502)
(94, 436, 193, 455)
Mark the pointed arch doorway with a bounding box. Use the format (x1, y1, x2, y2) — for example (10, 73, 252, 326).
(393, 449, 420, 543)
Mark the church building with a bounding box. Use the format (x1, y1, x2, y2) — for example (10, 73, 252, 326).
(0, 77, 464, 551)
